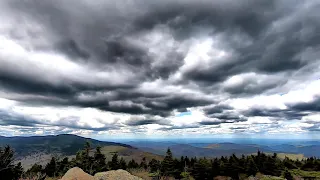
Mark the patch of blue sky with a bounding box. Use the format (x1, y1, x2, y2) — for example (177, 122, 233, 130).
(176, 111, 192, 117)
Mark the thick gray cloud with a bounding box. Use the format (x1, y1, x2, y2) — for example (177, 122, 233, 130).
(125, 118, 170, 127)
(244, 108, 309, 121)
(0, 110, 39, 127)
(0, 110, 117, 131)
(0, 0, 320, 136)
(199, 120, 232, 126)
(290, 96, 320, 112)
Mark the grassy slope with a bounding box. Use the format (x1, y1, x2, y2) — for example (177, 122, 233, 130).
(19, 145, 163, 170)
(274, 153, 305, 160)
(99, 145, 164, 163)
(290, 169, 320, 178)
(259, 176, 285, 180)
(0, 134, 132, 157)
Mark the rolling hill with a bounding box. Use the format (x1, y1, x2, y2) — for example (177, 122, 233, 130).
(126, 141, 320, 158)
(98, 145, 164, 163)
(0, 134, 132, 157)
(0, 134, 164, 169)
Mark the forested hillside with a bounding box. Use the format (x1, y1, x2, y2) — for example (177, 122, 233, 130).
(2, 143, 320, 180)
(0, 134, 132, 157)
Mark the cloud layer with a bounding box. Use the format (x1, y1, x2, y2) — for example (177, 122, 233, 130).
(0, 0, 320, 138)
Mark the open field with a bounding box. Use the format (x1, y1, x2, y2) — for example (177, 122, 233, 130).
(290, 169, 320, 179)
(98, 145, 164, 163)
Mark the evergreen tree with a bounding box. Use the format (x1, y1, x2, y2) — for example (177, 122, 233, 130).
(84, 141, 94, 174)
(211, 158, 220, 178)
(93, 146, 107, 173)
(109, 153, 120, 170)
(192, 158, 211, 180)
(72, 141, 94, 174)
(263, 156, 281, 176)
(301, 157, 315, 171)
(219, 161, 226, 176)
(180, 156, 186, 171)
(284, 169, 293, 180)
(228, 154, 241, 179)
(140, 157, 148, 170)
(173, 158, 182, 178)
(45, 157, 57, 177)
(13, 162, 23, 179)
(119, 157, 127, 170)
(128, 159, 139, 169)
(0, 146, 24, 180)
(190, 157, 196, 167)
(57, 157, 69, 176)
(185, 156, 190, 167)
(26, 164, 43, 175)
(161, 148, 174, 177)
(283, 157, 297, 169)
(246, 156, 258, 176)
(149, 159, 160, 172)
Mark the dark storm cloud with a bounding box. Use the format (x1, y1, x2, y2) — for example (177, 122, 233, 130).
(56, 39, 91, 60)
(0, 110, 116, 131)
(125, 118, 169, 126)
(199, 120, 235, 126)
(133, 0, 277, 39)
(210, 114, 247, 122)
(143, 96, 214, 116)
(12, 89, 213, 117)
(302, 121, 320, 132)
(203, 105, 233, 115)
(144, 0, 320, 85)
(223, 76, 288, 95)
(0, 73, 75, 98)
(0, 110, 39, 127)
(125, 119, 158, 126)
(203, 105, 248, 123)
(199, 121, 223, 126)
(1, 0, 320, 133)
(3, 0, 319, 92)
(244, 108, 309, 120)
(289, 97, 320, 112)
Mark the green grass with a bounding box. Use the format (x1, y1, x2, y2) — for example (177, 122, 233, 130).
(290, 169, 320, 178)
(97, 145, 164, 163)
(260, 176, 284, 180)
(255, 173, 285, 180)
(260, 176, 285, 180)
(100, 145, 128, 154)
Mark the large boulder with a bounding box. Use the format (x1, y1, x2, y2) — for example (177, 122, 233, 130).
(94, 169, 142, 180)
(60, 167, 94, 180)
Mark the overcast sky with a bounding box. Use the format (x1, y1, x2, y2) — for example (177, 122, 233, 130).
(0, 0, 320, 139)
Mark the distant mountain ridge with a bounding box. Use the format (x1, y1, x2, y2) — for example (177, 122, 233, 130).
(126, 141, 320, 158)
(0, 134, 132, 157)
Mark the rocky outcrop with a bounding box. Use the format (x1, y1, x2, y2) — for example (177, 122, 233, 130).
(60, 167, 143, 180)
(60, 167, 94, 180)
(94, 169, 142, 180)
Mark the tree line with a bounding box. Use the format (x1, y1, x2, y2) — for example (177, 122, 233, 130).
(1, 143, 320, 180)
